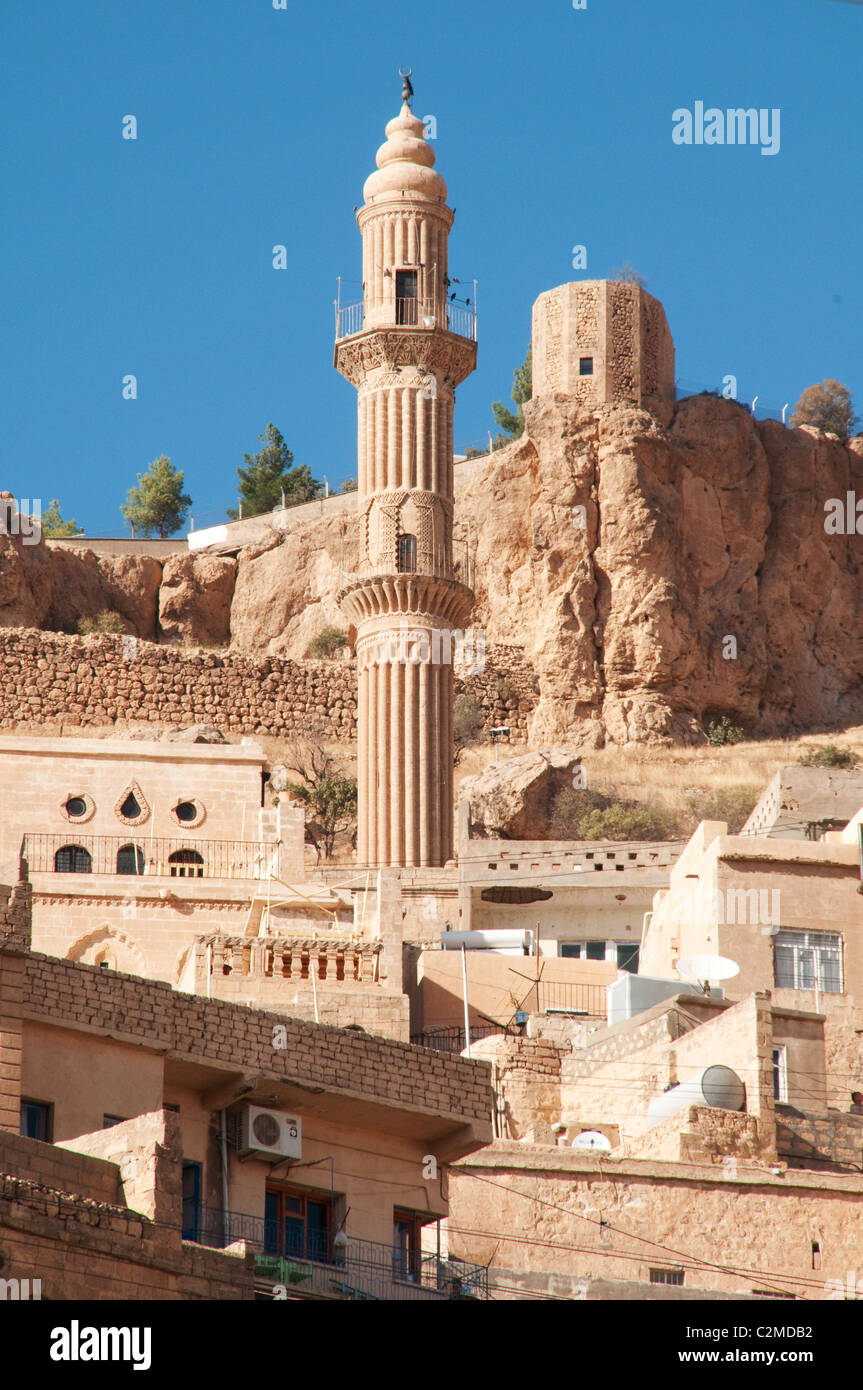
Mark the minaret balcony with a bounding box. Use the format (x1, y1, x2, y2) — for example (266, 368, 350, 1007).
(334, 298, 477, 344)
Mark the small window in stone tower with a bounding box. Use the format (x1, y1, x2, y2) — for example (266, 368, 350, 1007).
(398, 534, 417, 573)
(579, 356, 594, 376)
(396, 270, 418, 325)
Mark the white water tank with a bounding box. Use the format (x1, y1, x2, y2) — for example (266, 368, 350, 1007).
(647, 1065, 746, 1127)
(440, 930, 532, 952)
(607, 973, 724, 1025)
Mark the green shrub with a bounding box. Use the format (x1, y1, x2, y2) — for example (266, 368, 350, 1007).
(305, 626, 349, 659)
(577, 803, 672, 842)
(453, 694, 485, 752)
(682, 785, 761, 834)
(77, 610, 127, 635)
(798, 744, 859, 769)
(549, 787, 611, 838)
(705, 716, 745, 746)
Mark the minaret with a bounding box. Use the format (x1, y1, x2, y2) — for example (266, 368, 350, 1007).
(335, 76, 476, 868)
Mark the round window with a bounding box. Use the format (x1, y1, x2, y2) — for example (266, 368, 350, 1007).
(175, 801, 197, 824)
(65, 796, 87, 818)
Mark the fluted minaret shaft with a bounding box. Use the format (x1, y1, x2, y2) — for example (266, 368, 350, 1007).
(335, 90, 476, 868)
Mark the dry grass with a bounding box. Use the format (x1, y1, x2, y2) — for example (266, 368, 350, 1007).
(454, 727, 863, 837)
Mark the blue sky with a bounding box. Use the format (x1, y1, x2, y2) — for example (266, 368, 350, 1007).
(2, 0, 861, 535)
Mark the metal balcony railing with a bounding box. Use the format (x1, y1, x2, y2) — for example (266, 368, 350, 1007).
(411, 1023, 518, 1054)
(335, 300, 364, 338)
(189, 1206, 488, 1300)
(334, 298, 477, 343)
(529, 979, 608, 1018)
(22, 832, 275, 881)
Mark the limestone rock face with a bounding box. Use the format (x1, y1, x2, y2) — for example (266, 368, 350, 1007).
(458, 749, 582, 839)
(163, 724, 229, 744)
(229, 514, 358, 658)
(46, 549, 162, 639)
(0, 532, 53, 628)
(453, 394, 863, 745)
(159, 553, 235, 647)
(4, 394, 863, 745)
(0, 536, 161, 638)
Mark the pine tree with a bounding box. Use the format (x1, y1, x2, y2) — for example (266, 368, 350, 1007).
(491, 346, 532, 446)
(120, 456, 192, 538)
(228, 423, 320, 519)
(41, 499, 83, 537)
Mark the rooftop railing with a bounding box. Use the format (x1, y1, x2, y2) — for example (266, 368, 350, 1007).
(411, 1022, 518, 1054)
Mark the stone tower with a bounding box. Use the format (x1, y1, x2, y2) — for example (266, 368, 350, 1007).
(335, 81, 476, 868)
(532, 280, 675, 425)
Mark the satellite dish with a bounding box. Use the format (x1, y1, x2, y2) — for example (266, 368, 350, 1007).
(676, 954, 739, 993)
(572, 1130, 612, 1152)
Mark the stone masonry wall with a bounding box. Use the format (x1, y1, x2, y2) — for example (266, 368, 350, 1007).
(777, 1109, 863, 1172)
(473, 1036, 567, 1142)
(0, 629, 536, 743)
(14, 950, 492, 1125)
(0, 1119, 254, 1300)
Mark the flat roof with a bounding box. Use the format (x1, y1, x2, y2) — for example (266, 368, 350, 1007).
(0, 734, 266, 764)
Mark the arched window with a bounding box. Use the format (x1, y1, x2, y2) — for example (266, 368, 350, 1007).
(116, 844, 145, 875)
(398, 533, 417, 573)
(169, 849, 204, 879)
(54, 845, 92, 874)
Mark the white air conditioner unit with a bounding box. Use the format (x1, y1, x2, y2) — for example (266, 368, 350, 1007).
(237, 1106, 302, 1161)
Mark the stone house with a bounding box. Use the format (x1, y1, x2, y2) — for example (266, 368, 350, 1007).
(640, 811, 863, 1105)
(0, 871, 492, 1300)
(447, 989, 863, 1298)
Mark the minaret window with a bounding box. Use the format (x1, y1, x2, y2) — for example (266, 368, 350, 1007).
(398, 533, 417, 573)
(579, 356, 594, 376)
(396, 270, 418, 325)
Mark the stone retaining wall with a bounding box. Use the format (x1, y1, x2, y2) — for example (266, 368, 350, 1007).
(0, 629, 536, 743)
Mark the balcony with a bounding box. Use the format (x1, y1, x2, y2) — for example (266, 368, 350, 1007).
(334, 298, 477, 343)
(202, 934, 381, 984)
(22, 832, 275, 881)
(188, 1206, 488, 1301)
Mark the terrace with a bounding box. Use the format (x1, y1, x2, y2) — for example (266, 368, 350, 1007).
(188, 1208, 487, 1301)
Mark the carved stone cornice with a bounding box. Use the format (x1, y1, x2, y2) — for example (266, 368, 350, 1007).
(335, 328, 476, 388)
(357, 369, 454, 398)
(360, 490, 452, 520)
(33, 892, 249, 912)
(337, 572, 474, 628)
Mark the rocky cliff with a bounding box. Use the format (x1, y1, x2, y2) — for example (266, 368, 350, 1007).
(458, 394, 863, 745)
(4, 393, 863, 746)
